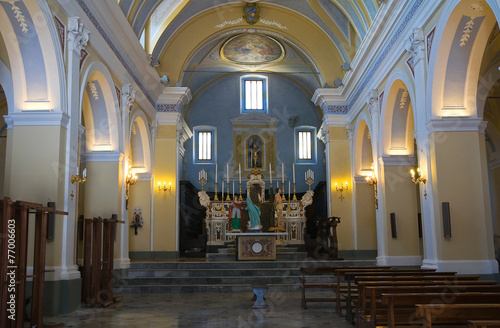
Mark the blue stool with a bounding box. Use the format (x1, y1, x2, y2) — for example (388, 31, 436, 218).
(251, 282, 268, 309)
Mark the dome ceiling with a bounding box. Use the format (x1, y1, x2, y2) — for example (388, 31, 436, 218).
(118, 0, 380, 95)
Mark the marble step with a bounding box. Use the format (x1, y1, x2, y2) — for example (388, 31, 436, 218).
(206, 252, 308, 261)
(116, 275, 303, 286)
(127, 259, 376, 270)
(114, 283, 303, 294)
(124, 267, 301, 278)
(217, 246, 299, 254)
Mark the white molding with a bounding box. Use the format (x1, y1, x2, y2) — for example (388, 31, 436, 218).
(312, 88, 347, 109)
(156, 112, 180, 125)
(26, 265, 81, 281)
(426, 118, 485, 134)
(4, 112, 70, 129)
(157, 87, 192, 107)
(377, 255, 423, 267)
(354, 176, 368, 184)
(137, 172, 152, 181)
(430, 260, 499, 274)
(85, 151, 124, 162)
(323, 114, 348, 127)
(379, 155, 417, 166)
(114, 257, 131, 269)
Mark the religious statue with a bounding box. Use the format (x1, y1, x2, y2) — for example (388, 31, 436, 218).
(245, 184, 262, 230)
(228, 196, 242, 231)
(248, 138, 261, 168)
(273, 188, 284, 229)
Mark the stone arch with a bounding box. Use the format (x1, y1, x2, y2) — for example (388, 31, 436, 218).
(0, 59, 13, 111)
(0, 1, 63, 112)
(353, 113, 374, 176)
(380, 70, 415, 156)
(80, 62, 122, 152)
(129, 110, 152, 174)
(427, 0, 498, 118)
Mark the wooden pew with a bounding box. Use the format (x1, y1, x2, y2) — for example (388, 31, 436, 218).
(335, 268, 436, 316)
(467, 320, 500, 328)
(382, 292, 500, 328)
(415, 304, 500, 328)
(300, 265, 388, 309)
(356, 280, 490, 322)
(360, 286, 500, 328)
(342, 271, 457, 321)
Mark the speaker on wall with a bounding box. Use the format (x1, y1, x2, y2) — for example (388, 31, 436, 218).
(47, 201, 55, 240)
(390, 212, 397, 238)
(442, 202, 451, 238)
(417, 213, 422, 238)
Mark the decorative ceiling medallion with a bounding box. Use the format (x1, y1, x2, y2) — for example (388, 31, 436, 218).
(244, 3, 260, 24)
(220, 34, 285, 64)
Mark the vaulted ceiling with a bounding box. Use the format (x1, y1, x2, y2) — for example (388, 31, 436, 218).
(117, 0, 381, 95)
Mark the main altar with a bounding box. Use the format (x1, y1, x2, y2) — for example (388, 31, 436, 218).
(198, 169, 314, 256)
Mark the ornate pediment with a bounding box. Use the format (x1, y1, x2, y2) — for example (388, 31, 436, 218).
(230, 112, 279, 127)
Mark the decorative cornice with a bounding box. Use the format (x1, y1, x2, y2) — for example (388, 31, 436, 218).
(230, 112, 279, 126)
(67, 16, 90, 56)
(378, 155, 417, 166)
(156, 87, 192, 113)
(137, 172, 152, 181)
(156, 112, 180, 125)
(5, 112, 70, 129)
(322, 113, 348, 128)
(426, 118, 486, 134)
(312, 88, 348, 114)
(177, 115, 193, 157)
(84, 151, 124, 162)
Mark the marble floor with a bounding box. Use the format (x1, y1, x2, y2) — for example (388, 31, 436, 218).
(44, 291, 353, 328)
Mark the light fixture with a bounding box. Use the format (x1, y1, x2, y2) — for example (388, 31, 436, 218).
(365, 168, 378, 209)
(158, 181, 172, 192)
(410, 168, 426, 184)
(126, 165, 137, 186)
(335, 182, 348, 201)
(71, 167, 86, 184)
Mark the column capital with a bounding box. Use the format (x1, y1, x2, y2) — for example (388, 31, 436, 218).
(4, 112, 70, 129)
(122, 83, 136, 113)
(367, 89, 379, 117)
(67, 16, 90, 56)
(405, 27, 425, 68)
(426, 118, 487, 134)
(177, 115, 193, 157)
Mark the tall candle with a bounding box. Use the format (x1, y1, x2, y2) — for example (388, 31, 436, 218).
(215, 164, 218, 183)
(227, 164, 229, 184)
(288, 181, 290, 199)
(282, 163, 284, 184)
(233, 181, 234, 198)
(269, 163, 272, 186)
(239, 163, 241, 183)
(222, 181, 224, 200)
(293, 163, 295, 183)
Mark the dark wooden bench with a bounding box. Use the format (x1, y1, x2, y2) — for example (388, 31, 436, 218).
(300, 265, 387, 309)
(383, 292, 500, 328)
(358, 286, 500, 328)
(334, 268, 436, 316)
(415, 304, 500, 328)
(467, 320, 500, 328)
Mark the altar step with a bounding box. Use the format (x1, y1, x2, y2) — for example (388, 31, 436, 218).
(206, 245, 308, 261)
(113, 259, 377, 294)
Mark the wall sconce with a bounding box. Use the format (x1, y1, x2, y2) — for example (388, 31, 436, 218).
(365, 171, 378, 209)
(411, 168, 427, 199)
(71, 168, 86, 184)
(335, 182, 348, 200)
(410, 168, 426, 184)
(126, 166, 138, 186)
(158, 181, 172, 192)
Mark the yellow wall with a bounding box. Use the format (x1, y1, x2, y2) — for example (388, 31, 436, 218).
(84, 160, 121, 218)
(430, 131, 493, 260)
(128, 179, 152, 251)
(354, 182, 377, 250)
(329, 126, 353, 250)
(382, 165, 421, 256)
(153, 125, 177, 252)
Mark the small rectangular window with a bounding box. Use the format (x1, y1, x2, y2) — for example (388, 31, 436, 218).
(298, 131, 312, 160)
(245, 80, 263, 110)
(198, 131, 212, 161)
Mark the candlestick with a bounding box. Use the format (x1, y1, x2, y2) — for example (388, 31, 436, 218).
(214, 182, 219, 201)
(215, 163, 218, 183)
(226, 181, 230, 201)
(227, 163, 229, 183)
(288, 181, 290, 200)
(293, 182, 297, 200)
(293, 163, 295, 183)
(239, 182, 242, 201)
(239, 163, 241, 183)
(222, 181, 224, 200)
(269, 163, 272, 186)
(282, 163, 284, 184)
(233, 181, 234, 198)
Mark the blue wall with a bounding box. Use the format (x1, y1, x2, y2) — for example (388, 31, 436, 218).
(183, 73, 325, 194)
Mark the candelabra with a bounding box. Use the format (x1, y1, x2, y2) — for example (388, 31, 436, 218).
(71, 167, 86, 184)
(410, 168, 427, 199)
(335, 182, 348, 201)
(305, 169, 314, 190)
(214, 182, 219, 201)
(226, 182, 230, 201)
(199, 169, 207, 191)
(293, 182, 297, 201)
(365, 171, 378, 209)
